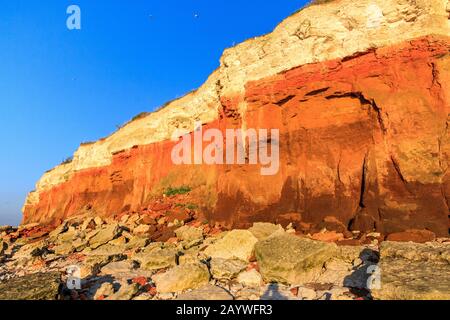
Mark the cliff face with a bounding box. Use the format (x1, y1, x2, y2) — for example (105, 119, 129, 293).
(23, 0, 450, 237)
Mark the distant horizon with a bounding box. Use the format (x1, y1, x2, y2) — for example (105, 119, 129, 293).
(0, 0, 309, 226)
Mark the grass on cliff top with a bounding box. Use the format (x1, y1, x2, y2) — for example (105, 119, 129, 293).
(164, 186, 192, 197)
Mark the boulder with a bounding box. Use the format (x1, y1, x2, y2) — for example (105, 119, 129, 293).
(248, 223, 284, 241)
(237, 269, 263, 287)
(85, 244, 127, 256)
(106, 282, 139, 300)
(125, 236, 150, 250)
(311, 231, 345, 243)
(89, 224, 121, 249)
(372, 241, 450, 300)
(386, 229, 436, 243)
(153, 263, 210, 293)
(53, 242, 75, 255)
(255, 233, 337, 285)
(92, 282, 115, 300)
(134, 247, 178, 271)
(101, 260, 138, 275)
(210, 258, 247, 280)
(79, 255, 125, 279)
(133, 224, 152, 236)
(0, 272, 61, 300)
(297, 286, 317, 300)
(204, 230, 258, 262)
(176, 285, 234, 300)
(175, 225, 204, 242)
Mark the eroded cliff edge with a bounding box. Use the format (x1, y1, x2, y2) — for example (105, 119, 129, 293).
(23, 0, 450, 237)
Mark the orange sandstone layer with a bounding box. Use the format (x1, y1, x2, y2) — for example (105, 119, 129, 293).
(23, 35, 450, 237)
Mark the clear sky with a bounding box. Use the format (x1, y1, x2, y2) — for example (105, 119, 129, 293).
(0, 0, 309, 226)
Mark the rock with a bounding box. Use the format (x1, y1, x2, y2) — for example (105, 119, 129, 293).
(255, 233, 337, 285)
(48, 223, 68, 241)
(176, 285, 234, 300)
(372, 242, 450, 300)
(94, 217, 103, 226)
(204, 230, 258, 262)
(153, 263, 210, 293)
(133, 224, 151, 236)
(79, 255, 125, 279)
(134, 247, 178, 271)
(125, 236, 150, 250)
(178, 247, 203, 265)
(106, 282, 139, 300)
(248, 222, 284, 240)
(237, 269, 263, 287)
(210, 258, 247, 280)
(386, 229, 436, 243)
(0, 241, 8, 256)
(0, 225, 13, 233)
(317, 216, 348, 234)
(175, 225, 203, 242)
(0, 272, 61, 300)
(81, 217, 96, 231)
(297, 286, 317, 300)
(55, 228, 81, 244)
(92, 282, 115, 300)
(379, 241, 449, 263)
(275, 213, 303, 229)
(85, 244, 127, 256)
(52, 242, 75, 255)
(88, 224, 121, 249)
(151, 227, 176, 242)
(101, 260, 138, 274)
(311, 231, 345, 243)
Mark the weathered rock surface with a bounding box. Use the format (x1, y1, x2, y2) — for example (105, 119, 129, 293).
(255, 233, 337, 284)
(248, 223, 284, 241)
(210, 258, 247, 280)
(204, 230, 258, 262)
(0, 272, 61, 300)
(134, 247, 178, 271)
(372, 241, 450, 300)
(237, 269, 263, 287)
(21, 0, 450, 239)
(153, 263, 210, 293)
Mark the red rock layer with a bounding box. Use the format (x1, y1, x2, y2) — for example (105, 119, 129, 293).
(23, 36, 450, 237)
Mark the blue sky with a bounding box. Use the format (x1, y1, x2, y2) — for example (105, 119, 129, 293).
(0, 0, 309, 226)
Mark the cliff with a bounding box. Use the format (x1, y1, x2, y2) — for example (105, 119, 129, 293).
(23, 0, 450, 237)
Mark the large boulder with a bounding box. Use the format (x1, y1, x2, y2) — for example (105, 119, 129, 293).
(255, 233, 337, 285)
(248, 223, 284, 241)
(371, 241, 450, 300)
(88, 224, 121, 249)
(134, 247, 178, 271)
(237, 269, 263, 287)
(106, 282, 139, 300)
(210, 258, 247, 280)
(153, 263, 210, 293)
(175, 225, 204, 242)
(0, 272, 61, 300)
(204, 230, 258, 262)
